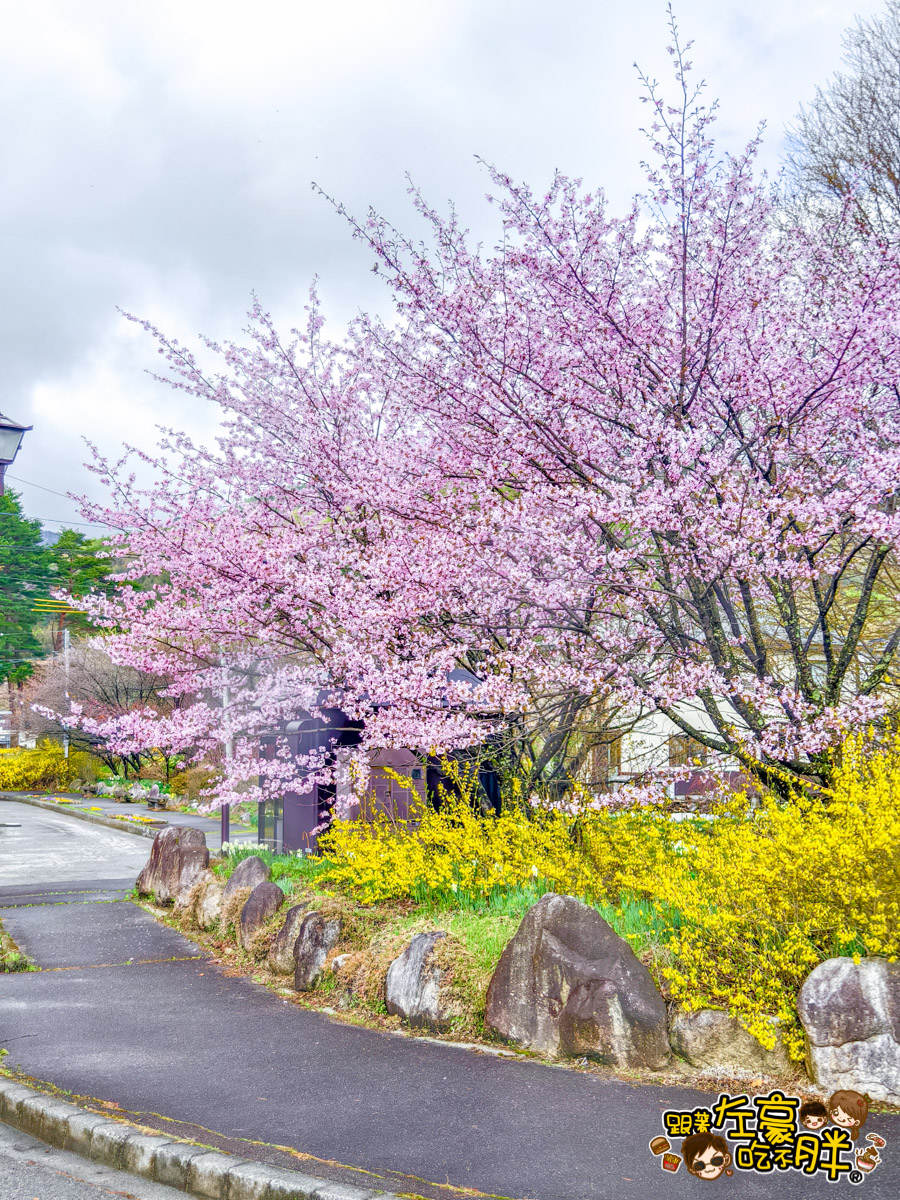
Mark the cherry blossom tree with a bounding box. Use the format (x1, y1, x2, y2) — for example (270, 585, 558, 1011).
(74, 34, 900, 807)
(28, 644, 180, 778)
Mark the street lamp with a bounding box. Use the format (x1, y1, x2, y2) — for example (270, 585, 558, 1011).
(0, 413, 32, 496)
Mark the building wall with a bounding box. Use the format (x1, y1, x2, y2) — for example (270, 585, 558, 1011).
(335, 747, 427, 821)
(0, 680, 11, 749)
(612, 704, 743, 801)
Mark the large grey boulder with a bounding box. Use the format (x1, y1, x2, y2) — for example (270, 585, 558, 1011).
(386, 932, 451, 1031)
(223, 855, 269, 901)
(798, 957, 900, 1104)
(136, 826, 209, 905)
(670, 1008, 791, 1075)
(238, 881, 285, 949)
(485, 894, 669, 1068)
(294, 911, 341, 991)
(268, 903, 309, 974)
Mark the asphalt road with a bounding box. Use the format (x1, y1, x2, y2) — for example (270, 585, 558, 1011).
(0, 789, 256, 854)
(0, 1120, 186, 1200)
(2, 799, 899, 1200)
(0, 801, 149, 885)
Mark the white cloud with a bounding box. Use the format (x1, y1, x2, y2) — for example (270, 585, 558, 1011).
(0, 0, 884, 525)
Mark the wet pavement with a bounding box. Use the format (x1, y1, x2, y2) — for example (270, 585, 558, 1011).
(1, 789, 256, 853)
(0, 800, 151, 884)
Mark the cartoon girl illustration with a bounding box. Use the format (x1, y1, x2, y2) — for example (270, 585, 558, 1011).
(827, 1090, 869, 1141)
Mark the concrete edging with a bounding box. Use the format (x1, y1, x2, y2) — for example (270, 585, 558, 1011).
(0, 1076, 398, 1200)
(0, 790, 163, 840)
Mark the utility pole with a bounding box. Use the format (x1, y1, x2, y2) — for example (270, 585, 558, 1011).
(221, 684, 232, 848)
(63, 625, 70, 759)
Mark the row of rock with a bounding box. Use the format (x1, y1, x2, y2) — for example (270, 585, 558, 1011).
(136, 829, 900, 1103)
(482, 893, 900, 1106)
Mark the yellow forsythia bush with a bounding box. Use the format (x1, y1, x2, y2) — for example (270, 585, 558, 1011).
(613, 730, 900, 1061)
(169, 765, 219, 800)
(0, 740, 82, 791)
(322, 792, 593, 903)
(320, 732, 900, 1061)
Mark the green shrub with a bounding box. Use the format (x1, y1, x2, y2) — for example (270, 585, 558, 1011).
(170, 765, 219, 800)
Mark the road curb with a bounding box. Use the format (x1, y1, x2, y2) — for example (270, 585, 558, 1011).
(0, 1076, 399, 1200)
(0, 791, 163, 839)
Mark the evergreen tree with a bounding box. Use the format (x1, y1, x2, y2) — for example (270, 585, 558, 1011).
(45, 529, 112, 646)
(0, 490, 50, 684)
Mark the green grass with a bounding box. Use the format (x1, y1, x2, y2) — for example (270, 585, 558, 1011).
(410, 878, 551, 916)
(0, 918, 33, 973)
(216, 847, 682, 976)
(594, 895, 685, 948)
(409, 878, 682, 961)
(216, 843, 333, 891)
(393, 908, 522, 974)
(0, 950, 31, 973)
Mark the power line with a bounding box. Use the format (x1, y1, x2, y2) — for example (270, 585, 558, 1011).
(5, 474, 76, 501)
(0, 514, 110, 529)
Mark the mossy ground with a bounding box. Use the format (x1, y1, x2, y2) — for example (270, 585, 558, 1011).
(0, 916, 32, 973)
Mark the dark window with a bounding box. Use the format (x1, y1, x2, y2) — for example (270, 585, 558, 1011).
(669, 734, 708, 767)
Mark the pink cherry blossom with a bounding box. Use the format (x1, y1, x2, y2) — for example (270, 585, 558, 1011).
(62, 42, 900, 808)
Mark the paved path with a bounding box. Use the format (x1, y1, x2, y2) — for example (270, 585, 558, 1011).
(2, 802, 898, 1200)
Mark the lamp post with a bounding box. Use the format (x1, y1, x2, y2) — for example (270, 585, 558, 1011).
(0, 413, 32, 495)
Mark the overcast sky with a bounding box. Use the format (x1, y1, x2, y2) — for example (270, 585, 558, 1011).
(0, 0, 883, 531)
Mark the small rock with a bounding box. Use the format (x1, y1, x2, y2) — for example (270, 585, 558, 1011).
(294, 911, 341, 990)
(386, 932, 451, 1031)
(669, 1008, 791, 1074)
(194, 873, 225, 929)
(223, 855, 270, 901)
(176, 867, 211, 918)
(331, 951, 369, 1009)
(136, 826, 210, 905)
(485, 893, 669, 1068)
(798, 957, 900, 1104)
(239, 881, 285, 949)
(267, 903, 309, 974)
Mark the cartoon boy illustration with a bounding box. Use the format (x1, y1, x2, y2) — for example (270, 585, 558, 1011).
(828, 1090, 869, 1141)
(799, 1099, 829, 1130)
(682, 1132, 732, 1180)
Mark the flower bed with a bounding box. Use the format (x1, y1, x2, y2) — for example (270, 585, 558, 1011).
(317, 733, 900, 1061)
